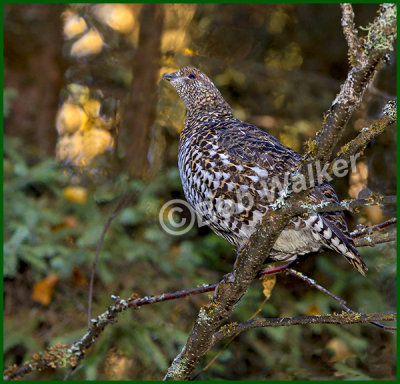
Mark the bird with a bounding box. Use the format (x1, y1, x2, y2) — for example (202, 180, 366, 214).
(162, 66, 367, 275)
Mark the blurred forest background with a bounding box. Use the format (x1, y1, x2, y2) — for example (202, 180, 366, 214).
(3, 3, 396, 380)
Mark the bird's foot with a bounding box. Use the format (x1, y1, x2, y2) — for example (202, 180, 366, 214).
(212, 272, 235, 302)
(256, 259, 297, 278)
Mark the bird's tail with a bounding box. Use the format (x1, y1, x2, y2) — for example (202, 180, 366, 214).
(312, 214, 368, 276)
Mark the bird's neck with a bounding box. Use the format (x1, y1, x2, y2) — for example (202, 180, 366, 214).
(186, 100, 234, 121)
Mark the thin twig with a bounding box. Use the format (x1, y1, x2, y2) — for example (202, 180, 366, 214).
(351, 217, 397, 238)
(286, 269, 396, 331)
(341, 3, 360, 62)
(354, 230, 396, 248)
(87, 192, 134, 328)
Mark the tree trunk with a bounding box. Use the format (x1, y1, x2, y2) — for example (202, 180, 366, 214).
(122, 4, 165, 180)
(4, 4, 65, 155)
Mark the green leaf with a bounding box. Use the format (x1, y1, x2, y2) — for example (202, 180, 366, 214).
(77, 225, 104, 247)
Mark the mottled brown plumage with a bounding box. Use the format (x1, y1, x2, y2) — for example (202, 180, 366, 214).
(163, 66, 367, 275)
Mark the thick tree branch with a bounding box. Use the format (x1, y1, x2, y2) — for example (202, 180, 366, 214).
(211, 312, 396, 345)
(354, 230, 396, 247)
(306, 3, 396, 166)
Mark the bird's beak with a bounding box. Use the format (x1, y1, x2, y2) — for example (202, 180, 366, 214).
(162, 73, 177, 82)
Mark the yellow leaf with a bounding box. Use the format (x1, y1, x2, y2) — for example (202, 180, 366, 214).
(305, 304, 322, 316)
(71, 28, 104, 57)
(261, 274, 276, 300)
(81, 129, 114, 162)
(67, 83, 90, 105)
(184, 47, 197, 56)
(63, 186, 88, 203)
(63, 10, 87, 40)
(56, 103, 88, 135)
(56, 133, 84, 164)
(83, 99, 101, 119)
(32, 275, 59, 306)
(326, 338, 353, 361)
(94, 4, 135, 34)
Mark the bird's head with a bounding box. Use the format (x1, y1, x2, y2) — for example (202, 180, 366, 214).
(162, 67, 232, 115)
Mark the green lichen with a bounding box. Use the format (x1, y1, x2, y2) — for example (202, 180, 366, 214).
(306, 138, 318, 156)
(383, 100, 397, 120)
(337, 141, 351, 156)
(219, 322, 238, 336)
(360, 4, 396, 54)
(347, 51, 357, 68)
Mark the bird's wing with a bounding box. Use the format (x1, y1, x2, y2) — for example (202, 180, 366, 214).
(215, 120, 366, 274)
(216, 120, 301, 178)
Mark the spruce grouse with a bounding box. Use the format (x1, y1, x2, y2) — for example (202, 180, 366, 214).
(163, 67, 367, 275)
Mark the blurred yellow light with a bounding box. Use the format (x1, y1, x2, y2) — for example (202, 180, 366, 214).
(56, 103, 88, 135)
(94, 4, 134, 34)
(63, 11, 87, 39)
(71, 28, 104, 57)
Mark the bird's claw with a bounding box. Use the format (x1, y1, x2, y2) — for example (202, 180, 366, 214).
(212, 272, 235, 302)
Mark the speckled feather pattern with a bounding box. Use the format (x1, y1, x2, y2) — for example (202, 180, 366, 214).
(164, 67, 367, 275)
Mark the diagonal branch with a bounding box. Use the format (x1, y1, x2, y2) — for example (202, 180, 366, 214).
(286, 268, 396, 331)
(329, 100, 396, 174)
(87, 192, 134, 327)
(306, 4, 396, 166)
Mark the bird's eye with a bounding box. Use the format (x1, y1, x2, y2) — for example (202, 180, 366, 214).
(188, 73, 197, 79)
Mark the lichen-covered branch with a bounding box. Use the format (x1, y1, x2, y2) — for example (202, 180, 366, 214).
(307, 3, 396, 165)
(285, 268, 396, 331)
(294, 194, 396, 215)
(351, 217, 396, 238)
(211, 312, 396, 345)
(330, 100, 396, 173)
(354, 230, 396, 247)
(341, 4, 361, 63)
